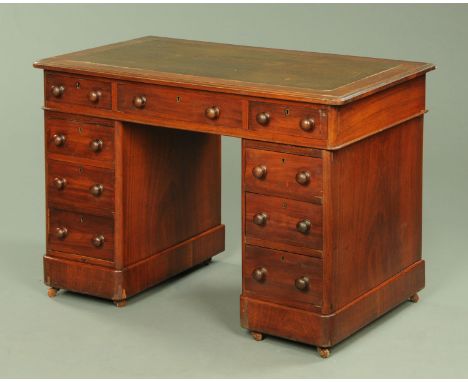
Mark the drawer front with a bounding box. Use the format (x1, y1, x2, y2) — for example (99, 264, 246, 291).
(48, 208, 114, 261)
(45, 72, 112, 110)
(249, 101, 327, 140)
(245, 193, 322, 250)
(245, 148, 322, 202)
(117, 82, 242, 129)
(47, 160, 114, 214)
(244, 245, 322, 307)
(46, 114, 114, 165)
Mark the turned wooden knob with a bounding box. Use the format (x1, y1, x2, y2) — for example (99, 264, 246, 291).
(256, 112, 270, 126)
(253, 212, 268, 226)
(92, 234, 105, 248)
(51, 85, 65, 98)
(295, 276, 310, 291)
(55, 227, 68, 239)
(90, 184, 104, 197)
(296, 171, 311, 185)
(53, 134, 66, 147)
(90, 139, 103, 153)
(296, 219, 311, 233)
(252, 267, 267, 282)
(205, 106, 220, 120)
(54, 177, 67, 190)
(252, 165, 267, 179)
(300, 117, 315, 131)
(133, 95, 147, 109)
(88, 90, 102, 103)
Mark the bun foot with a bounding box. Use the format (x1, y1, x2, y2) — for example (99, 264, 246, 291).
(409, 293, 420, 303)
(202, 258, 213, 266)
(47, 287, 59, 298)
(317, 347, 330, 358)
(113, 299, 126, 308)
(250, 331, 264, 341)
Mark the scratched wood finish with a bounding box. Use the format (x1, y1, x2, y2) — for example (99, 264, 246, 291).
(243, 245, 323, 308)
(48, 208, 114, 261)
(120, 123, 222, 267)
(45, 72, 112, 110)
(34, 36, 434, 104)
(244, 148, 323, 203)
(45, 111, 115, 166)
(47, 160, 115, 215)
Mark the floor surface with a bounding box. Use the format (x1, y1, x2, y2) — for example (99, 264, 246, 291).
(0, 235, 467, 378)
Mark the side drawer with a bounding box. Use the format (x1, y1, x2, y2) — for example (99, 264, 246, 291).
(45, 113, 114, 166)
(117, 82, 243, 130)
(244, 148, 322, 202)
(48, 208, 114, 262)
(45, 72, 112, 110)
(243, 245, 322, 307)
(47, 160, 115, 215)
(249, 101, 327, 140)
(245, 192, 322, 251)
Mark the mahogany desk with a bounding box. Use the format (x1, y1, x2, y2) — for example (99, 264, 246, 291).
(34, 36, 434, 358)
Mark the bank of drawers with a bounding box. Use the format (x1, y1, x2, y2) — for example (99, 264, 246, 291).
(45, 112, 115, 264)
(243, 142, 323, 308)
(45, 71, 327, 142)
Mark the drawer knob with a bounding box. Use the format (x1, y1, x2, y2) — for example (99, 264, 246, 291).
(256, 112, 270, 126)
(253, 212, 268, 226)
(300, 117, 315, 132)
(252, 267, 267, 282)
(205, 106, 220, 120)
(295, 276, 310, 291)
(296, 219, 311, 233)
(55, 227, 68, 239)
(88, 90, 102, 103)
(252, 165, 267, 179)
(51, 85, 65, 98)
(53, 177, 67, 190)
(53, 134, 66, 147)
(296, 171, 311, 185)
(90, 184, 104, 197)
(92, 234, 105, 248)
(133, 95, 147, 109)
(90, 139, 103, 153)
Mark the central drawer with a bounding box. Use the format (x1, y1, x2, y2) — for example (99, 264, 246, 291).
(117, 82, 243, 130)
(245, 192, 322, 251)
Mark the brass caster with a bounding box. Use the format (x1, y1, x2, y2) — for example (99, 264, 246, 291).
(409, 293, 420, 303)
(202, 258, 213, 266)
(113, 299, 126, 308)
(317, 347, 331, 358)
(47, 287, 59, 298)
(250, 331, 264, 341)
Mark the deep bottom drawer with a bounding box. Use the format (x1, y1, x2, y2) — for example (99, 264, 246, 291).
(48, 208, 114, 261)
(243, 245, 323, 308)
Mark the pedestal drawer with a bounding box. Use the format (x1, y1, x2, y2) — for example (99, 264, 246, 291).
(245, 192, 322, 251)
(243, 245, 322, 308)
(48, 208, 114, 261)
(46, 112, 114, 166)
(244, 148, 322, 202)
(47, 160, 114, 215)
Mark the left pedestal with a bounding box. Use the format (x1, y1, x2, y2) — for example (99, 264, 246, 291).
(44, 111, 224, 304)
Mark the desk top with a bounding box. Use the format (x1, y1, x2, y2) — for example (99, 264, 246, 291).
(34, 36, 434, 105)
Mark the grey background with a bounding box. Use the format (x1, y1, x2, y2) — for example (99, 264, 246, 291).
(0, 4, 467, 378)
